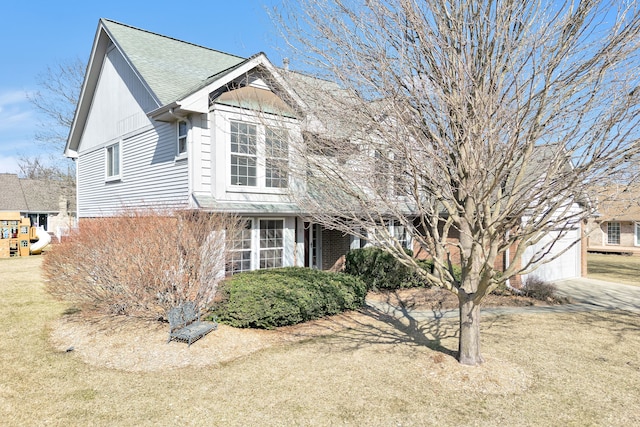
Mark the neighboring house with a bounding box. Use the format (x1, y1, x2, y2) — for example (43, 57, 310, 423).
(587, 185, 640, 254)
(0, 173, 76, 239)
(65, 19, 584, 281)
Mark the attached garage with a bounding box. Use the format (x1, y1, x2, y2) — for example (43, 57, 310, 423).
(521, 225, 582, 283)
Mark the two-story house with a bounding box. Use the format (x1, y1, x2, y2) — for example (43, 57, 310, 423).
(65, 19, 354, 273)
(66, 19, 585, 282)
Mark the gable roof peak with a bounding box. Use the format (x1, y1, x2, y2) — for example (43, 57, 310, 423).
(99, 18, 248, 106)
(100, 18, 244, 61)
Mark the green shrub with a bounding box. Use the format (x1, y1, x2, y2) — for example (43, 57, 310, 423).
(344, 247, 426, 290)
(414, 258, 462, 284)
(212, 267, 367, 329)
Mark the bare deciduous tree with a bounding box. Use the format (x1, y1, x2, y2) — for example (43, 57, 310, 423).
(23, 57, 85, 179)
(276, 0, 640, 364)
(28, 57, 85, 148)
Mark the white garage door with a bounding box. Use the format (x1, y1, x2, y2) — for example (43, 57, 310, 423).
(521, 227, 581, 283)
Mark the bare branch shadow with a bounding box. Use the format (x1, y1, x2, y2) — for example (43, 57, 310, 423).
(291, 290, 461, 358)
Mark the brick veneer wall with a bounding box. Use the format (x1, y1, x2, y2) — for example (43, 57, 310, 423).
(321, 228, 352, 271)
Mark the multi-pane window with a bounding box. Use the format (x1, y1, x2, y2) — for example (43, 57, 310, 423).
(607, 222, 620, 245)
(230, 122, 257, 186)
(259, 219, 284, 269)
(177, 120, 188, 156)
(106, 142, 120, 179)
(227, 220, 252, 274)
(229, 121, 289, 189)
(392, 220, 410, 249)
(265, 127, 288, 188)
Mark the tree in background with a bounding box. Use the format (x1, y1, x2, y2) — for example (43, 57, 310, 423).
(276, 0, 640, 364)
(24, 57, 85, 180)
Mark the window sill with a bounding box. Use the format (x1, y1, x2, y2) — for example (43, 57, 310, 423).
(105, 176, 122, 183)
(174, 154, 188, 162)
(227, 185, 288, 195)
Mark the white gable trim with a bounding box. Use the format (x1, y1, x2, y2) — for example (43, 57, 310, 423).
(148, 54, 308, 122)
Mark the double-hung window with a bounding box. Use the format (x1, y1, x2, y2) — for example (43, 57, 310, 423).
(230, 122, 257, 186)
(259, 219, 284, 269)
(229, 121, 289, 189)
(265, 128, 288, 188)
(607, 222, 620, 245)
(177, 120, 188, 156)
(106, 142, 121, 180)
(225, 218, 285, 273)
(228, 220, 253, 274)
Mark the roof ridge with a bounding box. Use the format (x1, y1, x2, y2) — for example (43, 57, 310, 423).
(100, 18, 246, 61)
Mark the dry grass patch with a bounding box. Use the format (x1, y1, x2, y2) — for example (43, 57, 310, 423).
(588, 252, 640, 286)
(2, 256, 639, 426)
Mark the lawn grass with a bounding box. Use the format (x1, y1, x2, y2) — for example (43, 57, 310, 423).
(1, 256, 639, 426)
(588, 252, 640, 286)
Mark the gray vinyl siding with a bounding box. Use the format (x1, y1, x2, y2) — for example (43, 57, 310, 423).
(81, 45, 156, 152)
(77, 123, 189, 218)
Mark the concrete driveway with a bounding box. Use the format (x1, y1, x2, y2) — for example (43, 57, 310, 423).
(554, 277, 640, 313)
(365, 277, 640, 321)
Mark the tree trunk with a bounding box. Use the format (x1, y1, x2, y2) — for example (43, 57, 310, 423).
(458, 295, 484, 365)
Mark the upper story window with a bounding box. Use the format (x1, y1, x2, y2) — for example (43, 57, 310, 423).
(177, 120, 188, 156)
(229, 121, 288, 189)
(230, 122, 258, 186)
(106, 142, 121, 180)
(265, 128, 289, 188)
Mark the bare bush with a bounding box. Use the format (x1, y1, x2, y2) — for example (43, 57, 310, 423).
(43, 209, 241, 320)
(522, 276, 568, 303)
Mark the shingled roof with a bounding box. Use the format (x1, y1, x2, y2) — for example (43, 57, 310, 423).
(0, 174, 75, 213)
(101, 19, 247, 105)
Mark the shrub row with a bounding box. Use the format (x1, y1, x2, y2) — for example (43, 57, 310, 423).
(213, 267, 367, 329)
(344, 247, 423, 290)
(344, 247, 462, 290)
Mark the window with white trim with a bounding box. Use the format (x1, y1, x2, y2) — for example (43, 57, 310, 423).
(229, 121, 289, 189)
(177, 120, 188, 156)
(259, 219, 284, 269)
(265, 127, 289, 188)
(635, 223, 640, 246)
(391, 220, 410, 249)
(106, 142, 121, 180)
(607, 222, 620, 245)
(227, 220, 253, 274)
(230, 121, 257, 186)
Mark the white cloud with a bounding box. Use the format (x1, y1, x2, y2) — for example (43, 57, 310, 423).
(0, 90, 31, 122)
(0, 89, 28, 109)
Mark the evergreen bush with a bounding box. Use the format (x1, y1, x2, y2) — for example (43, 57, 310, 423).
(344, 247, 427, 290)
(213, 267, 367, 329)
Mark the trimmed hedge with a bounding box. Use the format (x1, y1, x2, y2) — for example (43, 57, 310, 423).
(213, 267, 367, 329)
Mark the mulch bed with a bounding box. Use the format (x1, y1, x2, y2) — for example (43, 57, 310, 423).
(49, 287, 560, 372)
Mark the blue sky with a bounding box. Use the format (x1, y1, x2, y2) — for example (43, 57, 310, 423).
(0, 0, 283, 174)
